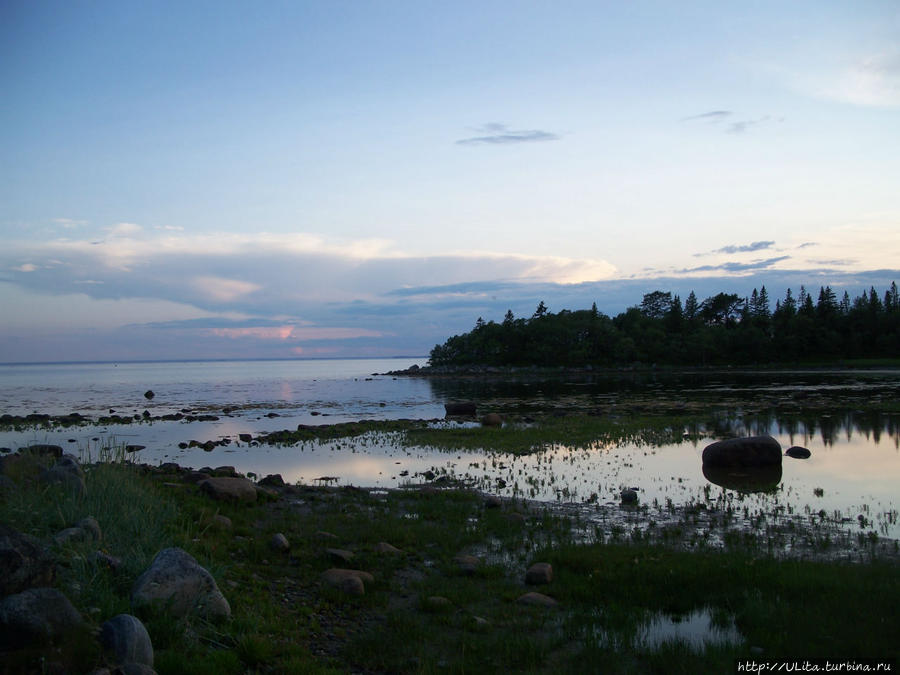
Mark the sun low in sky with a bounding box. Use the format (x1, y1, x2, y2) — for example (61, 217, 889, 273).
(1, 1, 898, 362)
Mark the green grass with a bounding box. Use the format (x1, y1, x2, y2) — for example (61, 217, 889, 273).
(2, 445, 898, 674)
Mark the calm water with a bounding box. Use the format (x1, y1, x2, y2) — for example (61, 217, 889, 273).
(1, 359, 898, 540)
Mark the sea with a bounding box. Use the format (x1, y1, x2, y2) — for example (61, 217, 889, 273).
(2, 358, 898, 542)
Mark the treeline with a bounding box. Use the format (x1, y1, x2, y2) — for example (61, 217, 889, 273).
(428, 283, 900, 367)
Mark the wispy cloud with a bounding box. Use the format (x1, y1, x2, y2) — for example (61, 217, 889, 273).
(677, 256, 791, 274)
(682, 110, 732, 121)
(456, 123, 561, 146)
(826, 50, 900, 108)
(694, 241, 775, 257)
(684, 110, 781, 134)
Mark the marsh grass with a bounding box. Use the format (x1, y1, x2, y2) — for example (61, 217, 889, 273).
(2, 439, 898, 674)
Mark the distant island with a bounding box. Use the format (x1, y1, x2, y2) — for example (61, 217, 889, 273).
(428, 283, 899, 368)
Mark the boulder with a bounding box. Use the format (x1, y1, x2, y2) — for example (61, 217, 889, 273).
(198, 477, 257, 503)
(701, 435, 782, 468)
(258, 473, 285, 488)
(39, 455, 86, 495)
(444, 402, 477, 416)
(77, 516, 102, 541)
(131, 547, 231, 621)
(269, 533, 290, 552)
(321, 568, 373, 596)
(326, 548, 354, 564)
(101, 613, 154, 668)
(454, 554, 480, 575)
(525, 562, 553, 585)
(620, 488, 638, 504)
(143, 390, 155, 400)
(0, 587, 84, 645)
(480, 413, 503, 427)
(517, 592, 558, 607)
(0, 524, 55, 596)
(374, 542, 402, 555)
(785, 446, 812, 459)
(25, 444, 64, 459)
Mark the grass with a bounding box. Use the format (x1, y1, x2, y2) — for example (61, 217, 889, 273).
(2, 443, 898, 674)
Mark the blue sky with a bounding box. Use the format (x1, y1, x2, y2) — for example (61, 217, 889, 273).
(1, 1, 898, 362)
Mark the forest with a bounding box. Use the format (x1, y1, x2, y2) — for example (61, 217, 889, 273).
(428, 283, 900, 367)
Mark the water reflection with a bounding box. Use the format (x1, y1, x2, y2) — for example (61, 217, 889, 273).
(701, 465, 782, 493)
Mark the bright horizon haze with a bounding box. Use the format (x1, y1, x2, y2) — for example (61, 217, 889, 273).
(2, 1, 898, 362)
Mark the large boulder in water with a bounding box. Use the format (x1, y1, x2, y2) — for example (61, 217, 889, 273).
(702, 435, 782, 468)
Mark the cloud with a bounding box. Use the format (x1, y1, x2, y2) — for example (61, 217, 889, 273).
(0, 229, 617, 320)
(12, 263, 38, 272)
(726, 116, 774, 134)
(191, 276, 262, 303)
(827, 51, 900, 108)
(677, 256, 792, 274)
(456, 123, 561, 146)
(684, 110, 781, 134)
(682, 110, 732, 121)
(695, 241, 775, 257)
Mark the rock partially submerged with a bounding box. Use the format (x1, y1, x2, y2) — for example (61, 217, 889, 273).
(702, 435, 782, 468)
(785, 446, 812, 459)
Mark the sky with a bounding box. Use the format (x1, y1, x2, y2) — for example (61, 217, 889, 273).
(1, 0, 899, 362)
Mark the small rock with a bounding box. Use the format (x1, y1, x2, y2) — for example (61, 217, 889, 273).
(269, 533, 290, 552)
(525, 562, 553, 585)
(199, 477, 257, 503)
(143, 390, 155, 400)
(484, 495, 502, 509)
(317, 531, 338, 540)
(238, 433, 253, 443)
(93, 551, 123, 572)
(374, 542, 402, 555)
(620, 488, 638, 504)
(321, 568, 374, 596)
(53, 527, 88, 546)
(785, 446, 812, 459)
(77, 516, 102, 541)
(101, 614, 154, 668)
(454, 554, 480, 575)
(480, 413, 503, 427)
(326, 548, 354, 564)
(517, 592, 558, 607)
(125, 445, 146, 453)
(258, 473, 285, 487)
(423, 596, 452, 611)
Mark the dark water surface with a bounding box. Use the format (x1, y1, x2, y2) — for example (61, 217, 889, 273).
(2, 360, 898, 541)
